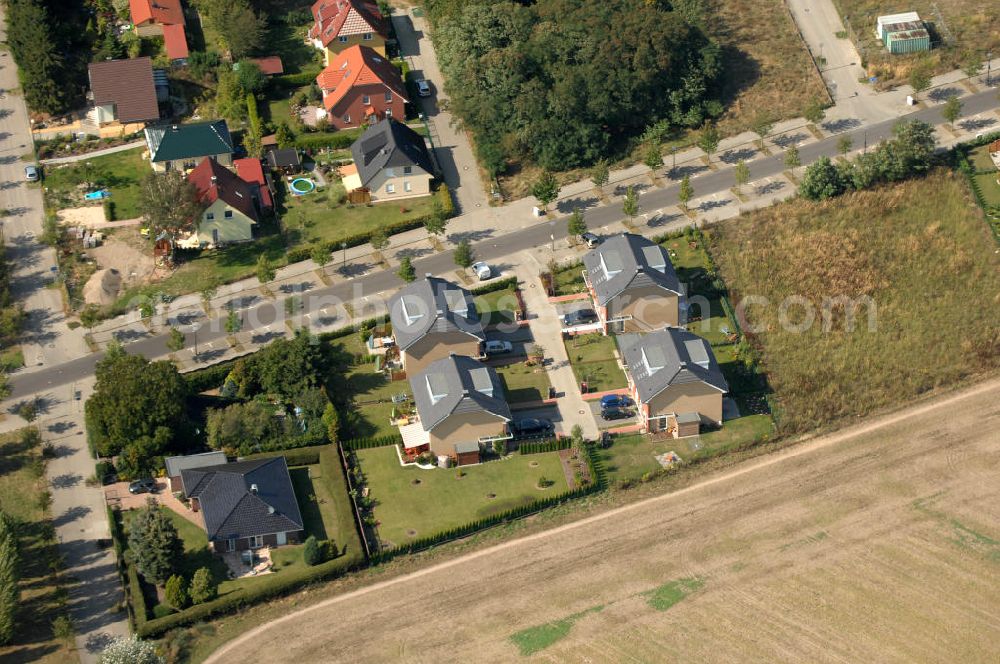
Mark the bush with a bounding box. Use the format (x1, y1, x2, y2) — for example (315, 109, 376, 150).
(96, 460, 117, 485)
(241, 446, 322, 466)
(97, 634, 163, 664)
(341, 435, 402, 450)
(103, 200, 116, 221)
(0, 512, 19, 645)
(518, 438, 570, 454)
(270, 68, 323, 90)
(188, 567, 218, 605)
(302, 535, 321, 566)
(164, 574, 188, 609)
(293, 132, 356, 151)
(182, 362, 235, 394)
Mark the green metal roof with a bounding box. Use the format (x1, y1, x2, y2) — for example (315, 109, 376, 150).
(145, 120, 234, 163)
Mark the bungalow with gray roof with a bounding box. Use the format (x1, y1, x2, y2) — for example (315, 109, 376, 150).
(404, 354, 512, 464)
(582, 233, 685, 333)
(619, 327, 728, 434)
(145, 120, 234, 173)
(180, 457, 304, 553)
(342, 118, 434, 201)
(163, 451, 227, 492)
(388, 276, 485, 375)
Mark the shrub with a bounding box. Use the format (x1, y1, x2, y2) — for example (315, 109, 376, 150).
(188, 567, 218, 605)
(303, 535, 321, 566)
(0, 512, 19, 645)
(52, 614, 74, 644)
(103, 200, 116, 221)
(98, 635, 163, 664)
(164, 574, 188, 609)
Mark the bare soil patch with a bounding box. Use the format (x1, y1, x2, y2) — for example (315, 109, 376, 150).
(205, 380, 1000, 664)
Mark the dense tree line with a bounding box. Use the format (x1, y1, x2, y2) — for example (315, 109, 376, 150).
(0, 511, 18, 645)
(428, 0, 722, 173)
(195, 0, 267, 60)
(799, 120, 937, 201)
(0, 244, 26, 354)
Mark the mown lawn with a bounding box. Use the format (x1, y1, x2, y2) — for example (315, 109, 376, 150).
(496, 361, 552, 403)
(551, 262, 587, 296)
(969, 145, 997, 174)
(474, 287, 520, 326)
(0, 429, 75, 663)
(358, 446, 568, 546)
(43, 147, 147, 219)
(708, 169, 1000, 433)
(565, 334, 627, 392)
(973, 173, 1000, 206)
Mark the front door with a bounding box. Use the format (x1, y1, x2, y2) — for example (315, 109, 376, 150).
(276, 531, 287, 546)
(226, 538, 236, 552)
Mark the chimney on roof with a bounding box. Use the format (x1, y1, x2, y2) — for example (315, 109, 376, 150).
(210, 175, 217, 183)
(250, 483, 258, 494)
(267, 505, 275, 515)
(171, 125, 178, 131)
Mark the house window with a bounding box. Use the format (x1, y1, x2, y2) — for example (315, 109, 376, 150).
(384, 108, 392, 118)
(384, 91, 392, 103)
(206, 212, 215, 220)
(362, 95, 370, 105)
(338, 35, 348, 43)
(386, 183, 395, 193)
(224, 210, 233, 219)
(363, 32, 373, 41)
(212, 229, 220, 245)
(226, 538, 236, 552)
(404, 181, 412, 192)
(249, 535, 263, 549)
(403, 166, 412, 174)
(343, 114, 351, 123)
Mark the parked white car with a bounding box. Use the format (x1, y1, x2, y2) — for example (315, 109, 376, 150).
(471, 261, 492, 280)
(484, 340, 513, 355)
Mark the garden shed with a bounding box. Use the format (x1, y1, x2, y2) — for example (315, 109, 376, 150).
(453, 441, 482, 466)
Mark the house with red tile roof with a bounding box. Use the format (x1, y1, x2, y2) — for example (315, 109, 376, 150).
(179, 158, 258, 249)
(308, 0, 388, 64)
(315, 45, 407, 130)
(234, 158, 274, 211)
(129, 0, 189, 61)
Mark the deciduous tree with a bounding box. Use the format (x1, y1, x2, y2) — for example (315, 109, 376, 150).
(189, 567, 218, 604)
(678, 175, 694, 209)
(453, 240, 474, 269)
(942, 95, 963, 125)
(397, 256, 416, 282)
(784, 145, 801, 168)
(140, 171, 201, 240)
(531, 171, 560, 210)
(622, 186, 639, 223)
(567, 210, 587, 238)
(697, 122, 720, 162)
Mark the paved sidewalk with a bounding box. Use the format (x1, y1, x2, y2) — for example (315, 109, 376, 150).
(41, 383, 129, 663)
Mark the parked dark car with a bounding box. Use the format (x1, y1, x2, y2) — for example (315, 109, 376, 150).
(580, 232, 601, 248)
(600, 394, 631, 409)
(512, 418, 555, 438)
(128, 478, 157, 494)
(563, 308, 598, 327)
(601, 407, 632, 421)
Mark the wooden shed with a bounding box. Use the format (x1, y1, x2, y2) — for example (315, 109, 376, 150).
(673, 412, 701, 438)
(453, 441, 482, 466)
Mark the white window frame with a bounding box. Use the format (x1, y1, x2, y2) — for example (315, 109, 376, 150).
(403, 181, 412, 192)
(249, 535, 264, 549)
(206, 212, 215, 220)
(362, 95, 370, 105)
(386, 183, 395, 194)
(338, 35, 348, 43)
(226, 538, 236, 552)
(384, 108, 392, 118)
(224, 209, 233, 219)
(384, 91, 392, 103)
(343, 114, 351, 123)
(363, 32, 373, 41)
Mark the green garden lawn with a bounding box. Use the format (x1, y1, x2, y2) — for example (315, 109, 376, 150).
(496, 361, 552, 403)
(357, 446, 568, 546)
(43, 147, 147, 218)
(564, 334, 628, 392)
(474, 287, 520, 326)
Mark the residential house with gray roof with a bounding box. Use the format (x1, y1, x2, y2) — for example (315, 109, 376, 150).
(180, 457, 304, 553)
(582, 233, 685, 333)
(163, 451, 227, 492)
(403, 354, 512, 464)
(619, 327, 728, 434)
(388, 276, 485, 375)
(145, 120, 234, 172)
(342, 118, 434, 202)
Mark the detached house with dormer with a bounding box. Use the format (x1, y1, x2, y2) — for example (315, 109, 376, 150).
(620, 327, 728, 435)
(583, 233, 685, 333)
(342, 118, 434, 201)
(388, 276, 485, 375)
(145, 120, 234, 172)
(179, 157, 258, 249)
(403, 354, 512, 465)
(316, 45, 407, 130)
(308, 0, 388, 64)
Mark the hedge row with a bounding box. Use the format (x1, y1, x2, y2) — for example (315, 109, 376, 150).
(128, 563, 148, 631)
(471, 275, 518, 296)
(240, 446, 324, 467)
(182, 361, 235, 392)
(294, 131, 356, 151)
(341, 435, 403, 451)
(372, 443, 604, 563)
(269, 68, 322, 90)
(518, 438, 570, 455)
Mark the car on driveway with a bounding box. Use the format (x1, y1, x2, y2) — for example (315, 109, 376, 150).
(471, 261, 492, 280)
(581, 232, 601, 248)
(416, 78, 431, 97)
(563, 308, 598, 327)
(128, 478, 157, 494)
(484, 339, 513, 355)
(511, 418, 555, 438)
(600, 406, 632, 421)
(24, 165, 39, 182)
(600, 394, 631, 409)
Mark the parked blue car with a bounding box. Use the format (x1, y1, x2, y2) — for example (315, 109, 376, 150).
(600, 394, 630, 409)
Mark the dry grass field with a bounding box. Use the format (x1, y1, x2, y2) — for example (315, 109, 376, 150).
(708, 170, 1000, 434)
(832, 0, 1000, 84)
(203, 378, 1000, 663)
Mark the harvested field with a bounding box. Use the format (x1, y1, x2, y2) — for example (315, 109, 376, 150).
(204, 378, 1000, 663)
(708, 170, 1000, 433)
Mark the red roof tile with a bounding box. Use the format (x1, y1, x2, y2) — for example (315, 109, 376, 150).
(130, 0, 185, 27)
(249, 56, 284, 76)
(234, 158, 273, 209)
(316, 45, 407, 112)
(309, 0, 387, 47)
(188, 158, 258, 222)
(162, 23, 189, 60)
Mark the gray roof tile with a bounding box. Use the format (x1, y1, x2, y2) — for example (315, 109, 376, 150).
(582, 233, 682, 306)
(620, 328, 728, 404)
(388, 276, 485, 350)
(410, 355, 511, 431)
(351, 118, 433, 188)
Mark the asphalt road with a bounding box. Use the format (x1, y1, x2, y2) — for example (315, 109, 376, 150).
(9, 87, 999, 400)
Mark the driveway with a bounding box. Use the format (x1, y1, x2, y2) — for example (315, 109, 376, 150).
(391, 9, 489, 215)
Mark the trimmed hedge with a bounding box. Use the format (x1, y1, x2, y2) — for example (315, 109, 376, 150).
(241, 446, 322, 467)
(127, 562, 148, 631)
(518, 438, 570, 455)
(294, 132, 357, 151)
(270, 68, 323, 90)
(341, 435, 402, 451)
(182, 361, 235, 393)
(471, 275, 518, 296)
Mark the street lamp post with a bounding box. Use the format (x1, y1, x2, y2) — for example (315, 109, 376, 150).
(189, 322, 201, 361)
(987, 51, 993, 87)
(341, 242, 347, 271)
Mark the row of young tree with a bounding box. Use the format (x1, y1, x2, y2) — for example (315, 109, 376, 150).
(798, 120, 937, 201)
(428, 0, 724, 173)
(0, 512, 18, 645)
